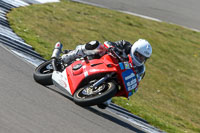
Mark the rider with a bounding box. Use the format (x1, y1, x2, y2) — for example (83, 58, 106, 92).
(52, 39, 152, 107)
(60, 39, 152, 80)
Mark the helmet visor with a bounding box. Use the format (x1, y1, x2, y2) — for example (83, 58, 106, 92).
(134, 51, 148, 63)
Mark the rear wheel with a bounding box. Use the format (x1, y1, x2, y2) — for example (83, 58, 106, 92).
(73, 80, 117, 107)
(33, 60, 53, 85)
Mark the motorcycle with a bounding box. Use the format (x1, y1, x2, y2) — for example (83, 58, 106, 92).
(33, 41, 140, 108)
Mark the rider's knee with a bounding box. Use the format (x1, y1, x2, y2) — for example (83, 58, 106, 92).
(84, 41, 106, 56)
(85, 41, 100, 50)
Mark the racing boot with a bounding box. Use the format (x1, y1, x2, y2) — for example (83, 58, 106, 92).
(84, 40, 106, 56)
(51, 42, 63, 59)
(97, 98, 112, 109)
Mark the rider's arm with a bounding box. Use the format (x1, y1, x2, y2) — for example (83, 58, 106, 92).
(114, 40, 132, 54)
(135, 65, 146, 82)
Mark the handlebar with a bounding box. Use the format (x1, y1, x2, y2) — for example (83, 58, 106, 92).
(108, 48, 125, 62)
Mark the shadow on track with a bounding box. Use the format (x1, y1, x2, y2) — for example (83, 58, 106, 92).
(45, 85, 146, 133)
(85, 107, 146, 133)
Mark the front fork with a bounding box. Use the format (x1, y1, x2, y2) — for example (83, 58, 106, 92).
(92, 72, 116, 108)
(90, 72, 115, 89)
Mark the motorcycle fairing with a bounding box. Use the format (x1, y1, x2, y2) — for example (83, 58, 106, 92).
(52, 69, 72, 95)
(52, 54, 118, 95)
(66, 55, 118, 95)
(52, 54, 138, 98)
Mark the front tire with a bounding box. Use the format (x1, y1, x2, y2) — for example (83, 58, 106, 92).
(73, 80, 117, 107)
(33, 60, 53, 85)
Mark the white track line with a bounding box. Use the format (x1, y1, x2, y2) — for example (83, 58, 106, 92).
(72, 0, 200, 32)
(33, 0, 60, 3)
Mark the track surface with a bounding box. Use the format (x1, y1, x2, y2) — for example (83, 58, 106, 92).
(74, 0, 200, 31)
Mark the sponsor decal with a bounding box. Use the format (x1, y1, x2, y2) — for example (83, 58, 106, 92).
(125, 73, 135, 81)
(119, 63, 125, 70)
(122, 69, 137, 92)
(124, 62, 130, 69)
(84, 71, 88, 77)
(59, 80, 67, 88)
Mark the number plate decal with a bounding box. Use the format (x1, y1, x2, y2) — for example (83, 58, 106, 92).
(122, 69, 137, 91)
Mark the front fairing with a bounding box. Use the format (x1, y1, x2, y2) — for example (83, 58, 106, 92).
(61, 54, 138, 98)
(65, 54, 118, 95)
(115, 55, 139, 98)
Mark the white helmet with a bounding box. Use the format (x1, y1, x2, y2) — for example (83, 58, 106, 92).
(130, 39, 152, 66)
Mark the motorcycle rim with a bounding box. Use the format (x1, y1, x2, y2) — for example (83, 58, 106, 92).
(73, 80, 117, 107)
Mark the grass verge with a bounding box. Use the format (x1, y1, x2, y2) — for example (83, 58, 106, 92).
(7, 0, 200, 132)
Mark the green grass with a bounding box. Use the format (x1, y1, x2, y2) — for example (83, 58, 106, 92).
(7, 0, 200, 132)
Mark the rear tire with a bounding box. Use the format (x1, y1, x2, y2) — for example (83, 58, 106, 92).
(33, 60, 53, 85)
(73, 80, 117, 107)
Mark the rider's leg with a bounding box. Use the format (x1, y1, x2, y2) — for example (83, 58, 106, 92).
(61, 44, 85, 64)
(61, 41, 106, 64)
(103, 98, 112, 106)
(97, 98, 112, 109)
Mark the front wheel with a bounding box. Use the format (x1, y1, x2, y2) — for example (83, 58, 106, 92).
(73, 80, 117, 107)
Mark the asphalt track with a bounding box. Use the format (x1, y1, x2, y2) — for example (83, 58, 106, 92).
(73, 0, 200, 31)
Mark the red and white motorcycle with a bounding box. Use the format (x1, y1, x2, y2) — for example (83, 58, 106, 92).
(33, 42, 140, 108)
